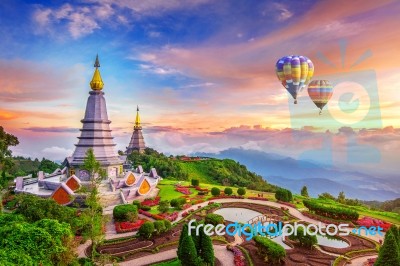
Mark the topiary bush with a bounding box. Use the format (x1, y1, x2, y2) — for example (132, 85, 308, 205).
(205, 213, 224, 225)
(237, 187, 246, 196)
(138, 221, 154, 239)
(154, 220, 166, 234)
(113, 204, 138, 222)
(224, 187, 233, 195)
(191, 179, 200, 186)
(211, 187, 221, 196)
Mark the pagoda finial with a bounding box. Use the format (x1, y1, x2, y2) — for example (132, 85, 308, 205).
(94, 54, 100, 68)
(134, 106, 141, 129)
(90, 54, 104, 90)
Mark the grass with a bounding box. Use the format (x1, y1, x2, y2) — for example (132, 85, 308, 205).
(151, 258, 180, 266)
(178, 161, 218, 184)
(305, 197, 400, 225)
(158, 179, 275, 200)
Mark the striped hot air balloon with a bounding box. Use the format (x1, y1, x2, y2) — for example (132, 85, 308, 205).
(275, 55, 314, 104)
(307, 80, 334, 114)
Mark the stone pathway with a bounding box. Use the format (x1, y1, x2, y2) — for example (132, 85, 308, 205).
(116, 245, 233, 266)
(77, 240, 91, 258)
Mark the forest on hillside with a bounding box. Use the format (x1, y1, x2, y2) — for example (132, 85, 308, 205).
(127, 148, 279, 192)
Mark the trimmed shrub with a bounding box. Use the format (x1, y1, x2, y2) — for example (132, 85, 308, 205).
(224, 187, 233, 196)
(138, 221, 154, 239)
(275, 188, 292, 202)
(288, 227, 317, 249)
(211, 187, 221, 196)
(113, 204, 138, 222)
(303, 199, 359, 221)
(191, 179, 200, 186)
(254, 236, 285, 265)
(163, 219, 172, 231)
(237, 187, 246, 196)
(154, 220, 166, 234)
(205, 213, 224, 225)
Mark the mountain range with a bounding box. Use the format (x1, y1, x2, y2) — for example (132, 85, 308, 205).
(195, 148, 400, 201)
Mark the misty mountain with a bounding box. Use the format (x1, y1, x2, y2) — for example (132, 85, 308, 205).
(195, 148, 400, 201)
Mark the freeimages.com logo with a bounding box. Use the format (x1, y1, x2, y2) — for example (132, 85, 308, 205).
(188, 219, 383, 241)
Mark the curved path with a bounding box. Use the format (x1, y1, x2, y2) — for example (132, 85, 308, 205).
(82, 198, 383, 265)
(117, 245, 233, 266)
(176, 198, 385, 243)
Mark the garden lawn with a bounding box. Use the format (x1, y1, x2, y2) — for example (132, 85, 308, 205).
(177, 161, 219, 184)
(158, 179, 275, 200)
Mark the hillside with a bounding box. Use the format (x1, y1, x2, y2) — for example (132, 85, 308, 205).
(196, 148, 400, 201)
(127, 148, 279, 192)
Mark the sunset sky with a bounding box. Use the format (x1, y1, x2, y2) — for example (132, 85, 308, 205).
(0, 0, 399, 176)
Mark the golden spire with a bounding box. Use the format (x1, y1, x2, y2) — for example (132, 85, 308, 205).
(90, 54, 104, 90)
(134, 105, 141, 129)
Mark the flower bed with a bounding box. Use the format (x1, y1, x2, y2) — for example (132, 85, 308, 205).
(159, 212, 179, 222)
(141, 196, 160, 207)
(248, 196, 269, 201)
(139, 209, 164, 220)
(226, 245, 245, 266)
(194, 186, 209, 192)
(115, 219, 146, 233)
(355, 217, 391, 231)
(176, 186, 191, 195)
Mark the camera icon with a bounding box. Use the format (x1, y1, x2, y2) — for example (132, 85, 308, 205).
(287, 43, 381, 166)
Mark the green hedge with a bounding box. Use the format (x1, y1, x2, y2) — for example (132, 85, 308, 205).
(303, 199, 359, 221)
(205, 213, 224, 225)
(113, 204, 138, 222)
(253, 236, 286, 265)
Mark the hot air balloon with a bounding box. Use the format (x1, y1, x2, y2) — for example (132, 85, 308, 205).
(307, 80, 333, 114)
(275, 55, 314, 104)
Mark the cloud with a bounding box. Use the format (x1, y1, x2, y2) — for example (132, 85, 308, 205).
(273, 3, 293, 21)
(42, 146, 73, 160)
(33, 4, 102, 38)
(23, 127, 79, 133)
(0, 59, 85, 103)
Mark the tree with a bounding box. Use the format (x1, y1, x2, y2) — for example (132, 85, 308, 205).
(301, 186, 309, 198)
(237, 187, 246, 196)
(158, 200, 170, 213)
(275, 188, 290, 202)
(80, 148, 107, 259)
(179, 234, 200, 265)
(338, 191, 346, 204)
(138, 221, 154, 239)
(375, 231, 400, 266)
(0, 127, 19, 188)
(211, 187, 220, 196)
(177, 224, 189, 259)
(318, 192, 336, 201)
(200, 229, 214, 266)
(224, 187, 233, 195)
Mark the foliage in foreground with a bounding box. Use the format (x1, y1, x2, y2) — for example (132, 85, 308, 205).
(0, 214, 76, 265)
